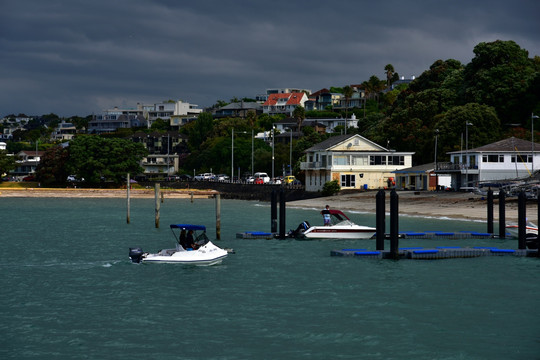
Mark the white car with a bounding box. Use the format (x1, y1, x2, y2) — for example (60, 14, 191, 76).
(216, 174, 229, 181)
(194, 173, 214, 181)
(253, 172, 270, 184)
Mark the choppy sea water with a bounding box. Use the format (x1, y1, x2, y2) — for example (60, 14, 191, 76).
(0, 197, 538, 359)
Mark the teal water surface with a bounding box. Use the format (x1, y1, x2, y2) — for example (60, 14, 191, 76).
(0, 197, 538, 359)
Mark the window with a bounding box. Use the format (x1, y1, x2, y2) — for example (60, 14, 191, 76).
(388, 156, 404, 165)
(341, 174, 356, 187)
(369, 155, 387, 165)
(511, 155, 532, 163)
(482, 154, 504, 163)
(334, 156, 348, 165)
(351, 155, 368, 166)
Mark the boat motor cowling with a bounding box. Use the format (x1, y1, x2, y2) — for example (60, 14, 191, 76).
(129, 247, 144, 263)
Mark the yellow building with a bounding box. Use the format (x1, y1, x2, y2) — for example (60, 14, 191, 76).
(300, 134, 414, 191)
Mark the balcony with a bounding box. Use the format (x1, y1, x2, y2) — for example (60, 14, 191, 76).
(300, 161, 330, 170)
(436, 162, 478, 173)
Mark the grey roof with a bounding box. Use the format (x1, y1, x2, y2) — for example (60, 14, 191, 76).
(304, 134, 354, 151)
(449, 137, 540, 153)
(393, 162, 434, 174)
(219, 102, 261, 110)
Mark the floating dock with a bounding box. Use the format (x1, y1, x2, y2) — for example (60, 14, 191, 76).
(236, 230, 495, 240)
(236, 231, 275, 240)
(331, 247, 538, 260)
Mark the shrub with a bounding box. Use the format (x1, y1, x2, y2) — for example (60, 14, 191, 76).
(322, 180, 340, 196)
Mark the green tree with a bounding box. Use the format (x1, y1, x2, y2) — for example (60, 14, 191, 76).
(462, 40, 537, 124)
(384, 64, 395, 90)
(435, 103, 501, 161)
(150, 118, 170, 131)
(66, 135, 147, 184)
(35, 145, 70, 184)
(0, 150, 17, 178)
(186, 112, 214, 150)
(292, 106, 306, 131)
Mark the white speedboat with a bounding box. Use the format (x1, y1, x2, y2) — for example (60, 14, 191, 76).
(129, 224, 228, 265)
(505, 221, 538, 238)
(293, 209, 376, 239)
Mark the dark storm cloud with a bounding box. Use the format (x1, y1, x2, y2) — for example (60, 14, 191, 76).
(1, 0, 539, 116)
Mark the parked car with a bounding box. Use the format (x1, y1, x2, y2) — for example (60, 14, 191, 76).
(216, 174, 229, 182)
(253, 172, 270, 184)
(272, 177, 282, 185)
(165, 175, 180, 181)
(194, 173, 214, 181)
(178, 174, 192, 181)
(67, 175, 84, 182)
(284, 175, 296, 184)
(23, 175, 36, 181)
(254, 177, 264, 184)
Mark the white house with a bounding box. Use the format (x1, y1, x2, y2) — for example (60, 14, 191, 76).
(262, 92, 308, 116)
(301, 134, 414, 192)
(436, 137, 540, 190)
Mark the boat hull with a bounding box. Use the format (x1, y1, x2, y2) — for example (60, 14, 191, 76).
(302, 225, 376, 239)
(141, 241, 228, 265)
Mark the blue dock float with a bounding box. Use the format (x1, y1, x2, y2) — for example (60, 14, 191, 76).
(236, 231, 275, 239)
(330, 247, 537, 260)
(399, 231, 494, 240)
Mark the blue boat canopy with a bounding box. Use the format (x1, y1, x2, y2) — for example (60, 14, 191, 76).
(170, 224, 206, 231)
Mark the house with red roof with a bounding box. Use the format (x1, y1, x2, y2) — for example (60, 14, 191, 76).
(262, 92, 308, 116)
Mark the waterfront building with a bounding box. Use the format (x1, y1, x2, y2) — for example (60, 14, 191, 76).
(436, 137, 540, 190)
(301, 134, 413, 191)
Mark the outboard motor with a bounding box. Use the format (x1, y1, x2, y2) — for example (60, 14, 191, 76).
(525, 234, 539, 249)
(289, 221, 311, 237)
(129, 247, 144, 263)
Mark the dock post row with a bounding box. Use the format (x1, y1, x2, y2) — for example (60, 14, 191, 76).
(372, 189, 539, 259)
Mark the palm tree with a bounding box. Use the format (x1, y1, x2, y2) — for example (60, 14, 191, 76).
(342, 85, 353, 134)
(292, 105, 306, 132)
(384, 64, 395, 91)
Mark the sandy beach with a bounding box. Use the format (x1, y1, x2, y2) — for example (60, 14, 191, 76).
(0, 187, 218, 199)
(288, 190, 537, 222)
(1, 187, 537, 222)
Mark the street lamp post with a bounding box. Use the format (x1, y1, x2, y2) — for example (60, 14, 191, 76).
(434, 129, 439, 190)
(231, 128, 234, 180)
(289, 130, 293, 176)
(532, 113, 539, 175)
(232, 128, 249, 182)
(272, 126, 275, 180)
(465, 122, 473, 189)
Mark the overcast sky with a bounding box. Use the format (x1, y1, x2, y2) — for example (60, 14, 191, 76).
(1, 0, 539, 117)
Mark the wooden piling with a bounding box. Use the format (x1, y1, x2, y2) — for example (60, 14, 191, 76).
(279, 189, 286, 239)
(271, 190, 277, 233)
(499, 190, 506, 239)
(215, 194, 221, 240)
(518, 191, 526, 249)
(487, 189, 493, 234)
(155, 183, 160, 228)
(390, 189, 399, 259)
(126, 173, 130, 224)
(375, 190, 385, 250)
